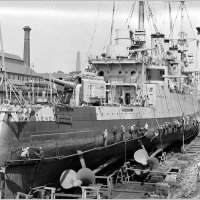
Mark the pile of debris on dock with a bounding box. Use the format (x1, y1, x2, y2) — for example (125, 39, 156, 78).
(168, 134, 200, 199)
(167, 152, 200, 199)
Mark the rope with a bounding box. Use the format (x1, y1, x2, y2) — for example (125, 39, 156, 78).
(102, 1, 120, 53)
(144, 2, 153, 34)
(183, 3, 196, 39)
(30, 159, 41, 190)
(157, 85, 172, 154)
(109, 1, 116, 45)
(89, 106, 97, 146)
(161, 1, 167, 34)
(146, 1, 165, 58)
(168, 2, 173, 40)
(117, 105, 127, 164)
(175, 90, 184, 116)
(163, 87, 171, 122)
(125, 1, 136, 27)
(157, 85, 165, 121)
(174, 87, 186, 151)
(170, 3, 182, 39)
(151, 106, 159, 129)
(85, 1, 102, 67)
(150, 98, 163, 154)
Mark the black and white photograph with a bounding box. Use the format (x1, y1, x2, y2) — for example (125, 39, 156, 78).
(0, 0, 200, 199)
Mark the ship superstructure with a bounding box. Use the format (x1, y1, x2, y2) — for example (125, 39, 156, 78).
(0, 1, 199, 198)
(86, 1, 199, 121)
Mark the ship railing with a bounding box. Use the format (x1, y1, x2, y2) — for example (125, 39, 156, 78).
(89, 56, 139, 63)
(101, 102, 152, 108)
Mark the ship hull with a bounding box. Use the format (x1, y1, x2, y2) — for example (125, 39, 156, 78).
(0, 102, 199, 198)
(3, 122, 198, 198)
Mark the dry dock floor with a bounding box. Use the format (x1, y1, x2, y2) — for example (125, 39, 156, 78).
(110, 134, 200, 199)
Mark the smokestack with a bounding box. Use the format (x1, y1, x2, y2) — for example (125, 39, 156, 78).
(76, 51, 81, 71)
(23, 26, 31, 67)
(138, 1, 144, 29)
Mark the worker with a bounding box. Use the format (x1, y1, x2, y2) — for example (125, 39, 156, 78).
(159, 125, 164, 135)
(164, 122, 169, 134)
(120, 125, 126, 141)
(150, 131, 159, 142)
(159, 152, 166, 165)
(135, 126, 140, 137)
(103, 129, 108, 147)
(129, 125, 135, 139)
(181, 118, 186, 130)
(144, 122, 148, 131)
(35, 147, 44, 159)
(176, 120, 181, 132)
(185, 116, 190, 126)
(193, 118, 197, 126)
(112, 126, 118, 143)
(20, 147, 30, 160)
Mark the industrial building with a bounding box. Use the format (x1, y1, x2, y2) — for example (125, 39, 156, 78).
(0, 26, 43, 86)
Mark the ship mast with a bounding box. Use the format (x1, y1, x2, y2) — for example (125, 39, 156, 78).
(0, 23, 8, 99)
(109, 1, 115, 45)
(180, 1, 184, 40)
(138, 1, 145, 86)
(168, 2, 173, 45)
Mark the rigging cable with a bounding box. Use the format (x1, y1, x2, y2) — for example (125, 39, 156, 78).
(183, 3, 196, 39)
(109, 1, 116, 45)
(168, 86, 175, 120)
(157, 85, 167, 124)
(144, 3, 153, 36)
(86, 1, 102, 62)
(161, 1, 167, 33)
(146, 1, 165, 58)
(170, 3, 182, 39)
(151, 86, 163, 154)
(125, 1, 136, 27)
(163, 86, 172, 122)
(173, 80, 184, 116)
(0, 23, 8, 99)
(102, 1, 120, 53)
(146, 1, 158, 33)
(168, 2, 173, 40)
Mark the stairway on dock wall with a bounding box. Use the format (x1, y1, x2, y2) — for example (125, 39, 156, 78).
(185, 133, 200, 154)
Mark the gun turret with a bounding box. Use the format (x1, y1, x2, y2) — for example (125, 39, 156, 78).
(45, 77, 75, 88)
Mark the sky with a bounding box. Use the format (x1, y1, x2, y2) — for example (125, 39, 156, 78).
(0, 1, 200, 74)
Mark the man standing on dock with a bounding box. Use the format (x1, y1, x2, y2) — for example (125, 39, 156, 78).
(120, 125, 126, 141)
(129, 125, 135, 139)
(112, 126, 117, 143)
(103, 129, 108, 146)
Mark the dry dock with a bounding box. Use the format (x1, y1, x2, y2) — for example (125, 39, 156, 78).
(7, 133, 200, 199)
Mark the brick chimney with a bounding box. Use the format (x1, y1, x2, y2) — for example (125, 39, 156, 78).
(23, 26, 31, 67)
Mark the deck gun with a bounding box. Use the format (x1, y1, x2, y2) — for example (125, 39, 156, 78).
(45, 77, 76, 104)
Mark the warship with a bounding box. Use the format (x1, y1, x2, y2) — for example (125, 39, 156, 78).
(0, 1, 199, 198)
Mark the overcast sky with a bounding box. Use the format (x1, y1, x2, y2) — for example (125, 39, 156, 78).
(0, 1, 199, 73)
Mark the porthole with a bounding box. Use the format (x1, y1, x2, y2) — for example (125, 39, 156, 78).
(131, 71, 136, 75)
